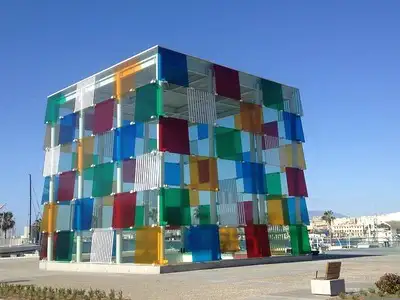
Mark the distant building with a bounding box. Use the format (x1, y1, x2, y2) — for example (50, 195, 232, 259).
(309, 213, 396, 244)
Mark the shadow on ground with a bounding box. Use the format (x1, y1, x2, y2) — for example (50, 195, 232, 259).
(312, 253, 381, 261)
(0, 280, 31, 284)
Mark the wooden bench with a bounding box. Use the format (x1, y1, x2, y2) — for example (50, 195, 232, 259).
(315, 261, 341, 280)
(311, 262, 345, 296)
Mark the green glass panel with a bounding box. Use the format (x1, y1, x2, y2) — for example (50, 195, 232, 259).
(281, 198, 290, 225)
(160, 188, 190, 226)
(83, 167, 94, 180)
(289, 225, 311, 255)
(289, 225, 300, 256)
(71, 152, 77, 170)
(45, 94, 66, 125)
(261, 79, 283, 110)
(135, 206, 144, 227)
(266, 173, 282, 196)
(147, 139, 157, 152)
(199, 205, 210, 225)
(134, 83, 163, 123)
(55, 231, 73, 261)
(301, 225, 311, 253)
(215, 127, 242, 161)
(92, 162, 114, 197)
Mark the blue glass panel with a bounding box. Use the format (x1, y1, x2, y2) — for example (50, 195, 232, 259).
(295, 116, 305, 142)
(242, 162, 266, 194)
(286, 197, 297, 224)
(217, 159, 236, 180)
(42, 177, 50, 204)
(300, 197, 310, 225)
(42, 176, 59, 204)
(197, 124, 208, 140)
(242, 151, 251, 162)
(59, 113, 77, 145)
(73, 198, 94, 231)
(56, 201, 72, 231)
(113, 124, 136, 161)
(235, 161, 243, 178)
(283, 112, 305, 142)
(159, 47, 189, 87)
(164, 163, 181, 186)
(283, 112, 294, 140)
(189, 126, 198, 141)
(135, 122, 144, 138)
(184, 225, 221, 262)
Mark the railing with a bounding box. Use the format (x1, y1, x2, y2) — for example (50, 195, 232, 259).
(0, 238, 31, 247)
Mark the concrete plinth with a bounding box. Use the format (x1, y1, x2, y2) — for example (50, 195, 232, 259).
(39, 255, 312, 274)
(311, 278, 345, 296)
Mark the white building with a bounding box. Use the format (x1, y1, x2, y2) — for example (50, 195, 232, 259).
(310, 213, 399, 245)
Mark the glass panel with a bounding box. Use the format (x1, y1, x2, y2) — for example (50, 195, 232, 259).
(73, 198, 94, 231)
(54, 231, 73, 261)
(92, 162, 115, 197)
(112, 192, 136, 229)
(134, 83, 163, 122)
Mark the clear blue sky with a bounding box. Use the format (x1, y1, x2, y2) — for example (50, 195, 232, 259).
(1, 0, 399, 233)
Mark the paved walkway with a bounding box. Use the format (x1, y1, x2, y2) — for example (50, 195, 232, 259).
(0, 253, 399, 300)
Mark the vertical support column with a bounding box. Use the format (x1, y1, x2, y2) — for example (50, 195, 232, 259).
(255, 81, 266, 223)
(207, 68, 217, 224)
(143, 123, 150, 226)
(115, 99, 123, 264)
(76, 110, 85, 263)
(157, 121, 165, 264)
(47, 125, 56, 261)
(250, 134, 259, 224)
(156, 55, 165, 264)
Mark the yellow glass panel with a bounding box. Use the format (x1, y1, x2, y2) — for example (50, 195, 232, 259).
(135, 226, 166, 265)
(41, 203, 58, 233)
(240, 103, 263, 134)
(219, 227, 240, 253)
(234, 114, 242, 130)
(77, 136, 94, 172)
(279, 144, 292, 167)
(114, 59, 143, 100)
(103, 196, 114, 206)
(189, 190, 199, 206)
(268, 200, 284, 225)
(296, 143, 306, 170)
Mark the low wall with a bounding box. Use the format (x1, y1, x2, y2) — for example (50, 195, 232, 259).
(39, 255, 312, 275)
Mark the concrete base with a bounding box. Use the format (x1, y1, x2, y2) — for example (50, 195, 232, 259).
(39, 255, 312, 274)
(310, 279, 345, 296)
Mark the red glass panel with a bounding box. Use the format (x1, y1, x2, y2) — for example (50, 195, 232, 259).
(198, 159, 210, 184)
(93, 99, 115, 134)
(112, 192, 137, 229)
(159, 117, 190, 155)
(286, 167, 308, 197)
(57, 171, 76, 201)
(244, 201, 253, 225)
(245, 224, 271, 258)
(263, 122, 279, 137)
(213, 65, 241, 101)
(39, 232, 48, 260)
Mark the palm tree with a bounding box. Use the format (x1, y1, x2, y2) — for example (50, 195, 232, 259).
(0, 211, 15, 239)
(31, 218, 42, 244)
(148, 208, 158, 225)
(192, 207, 200, 225)
(321, 210, 335, 245)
